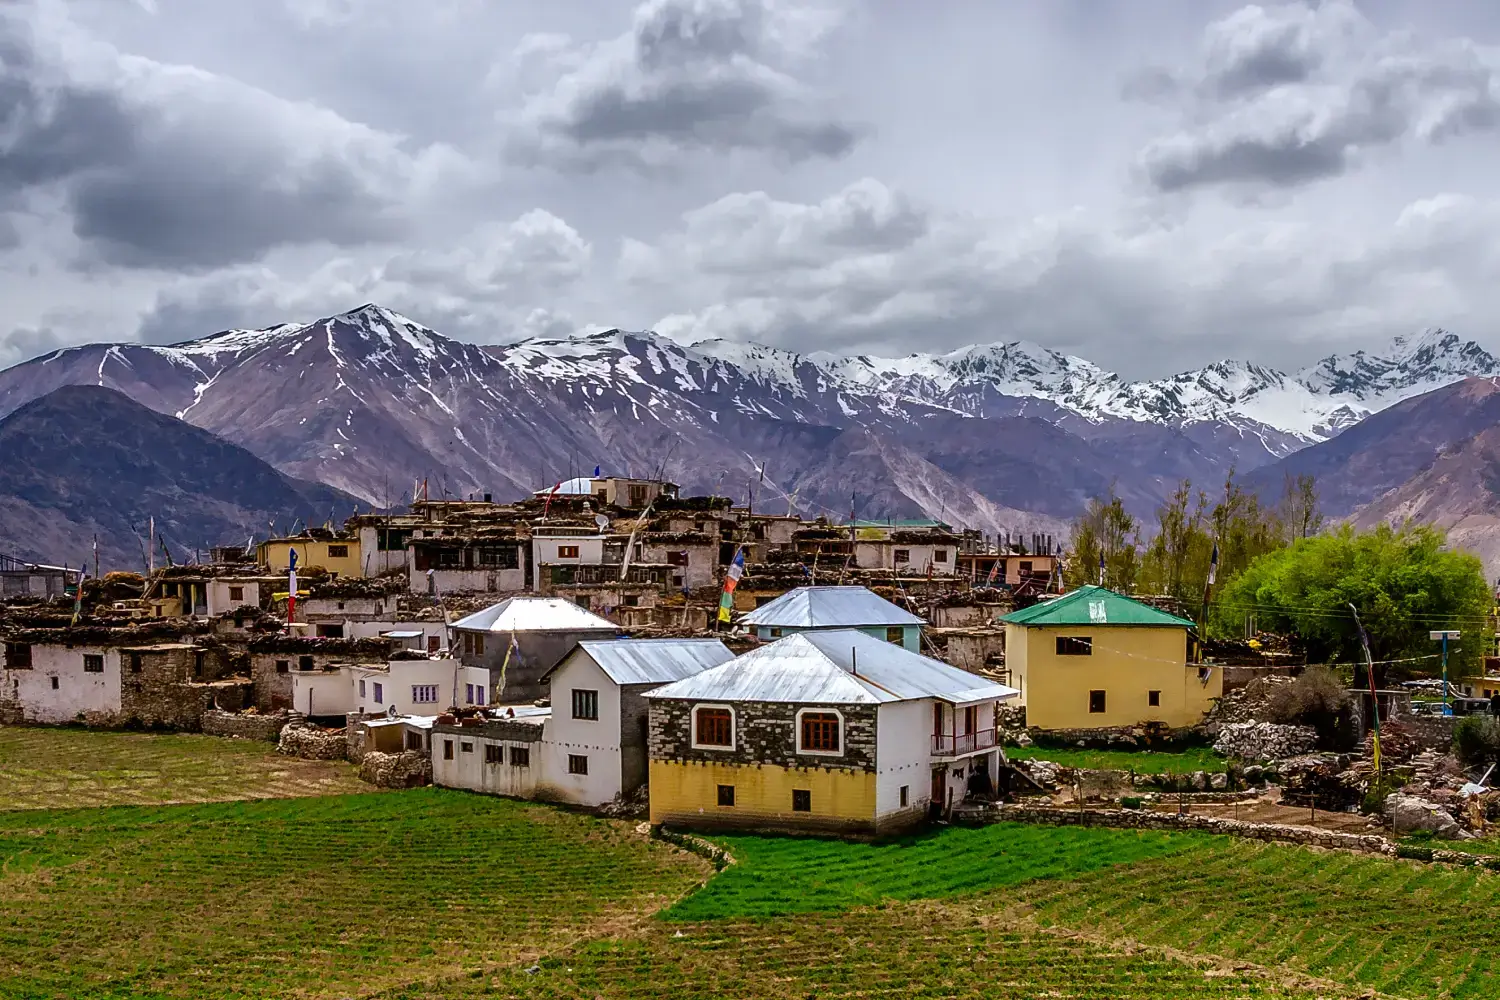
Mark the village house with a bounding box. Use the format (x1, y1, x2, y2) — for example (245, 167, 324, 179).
(1000, 585, 1220, 731)
(408, 532, 527, 595)
(852, 522, 961, 576)
(1, 634, 247, 728)
(430, 705, 553, 799)
(533, 476, 681, 509)
(144, 567, 273, 618)
(248, 635, 405, 713)
(740, 586, 926, 652)
(637, 531, 718, 590)
(450, 597, 618, 703)
(288, 653, 489, 719)
(956, 550, 1059, 594)
(257, 530, 363, 579)
(0, 555, 83, 599)
(296, 588, 448, 652)
(644, 630, 1018, 836)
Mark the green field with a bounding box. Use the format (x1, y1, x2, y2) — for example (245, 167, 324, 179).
(1006, 744, 1231, 772)
(2, 727, 1492, 999)
(0, 725, 368, 809)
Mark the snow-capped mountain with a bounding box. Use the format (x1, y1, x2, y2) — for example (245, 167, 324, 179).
(0, 305, 1492, 562)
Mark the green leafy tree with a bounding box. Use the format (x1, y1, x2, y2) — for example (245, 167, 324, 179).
(1209, 469, 1284, 586)
(1066, 485, 1139, 591)
(1210, 523, 1491, 684)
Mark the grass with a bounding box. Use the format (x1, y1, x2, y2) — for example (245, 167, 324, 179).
(1006, 744, 1231, 773)
(663, 823, 1207, 920)
(0, 725, 368, 810)
(0, 789, 707, 999)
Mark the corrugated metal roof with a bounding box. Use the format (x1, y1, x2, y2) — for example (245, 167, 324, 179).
(451, 597, 617, 633)
(532, 477, 596, 496)
(569, 638, 735, 685)
(645, 629, 1017, 706)
(1000, 586, 1195, 628)
(739, 586, 925, 628)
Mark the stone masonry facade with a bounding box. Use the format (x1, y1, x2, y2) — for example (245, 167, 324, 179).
(649, 699, 877, 772)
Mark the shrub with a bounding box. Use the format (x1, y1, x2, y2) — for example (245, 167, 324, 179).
(1265, 665, 1354, 750)
(1120, 797, 1143, 810)
(1453, 716, 1500, 768)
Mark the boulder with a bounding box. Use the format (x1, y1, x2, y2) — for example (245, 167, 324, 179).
(1209, 772, 1229, 791)
(1383, 793, 1462, 839)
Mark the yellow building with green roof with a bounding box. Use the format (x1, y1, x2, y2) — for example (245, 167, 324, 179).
(1000, 586, 1220, 731)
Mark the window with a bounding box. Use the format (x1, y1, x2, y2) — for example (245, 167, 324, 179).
(51, 676, 59, 690)
(412, 685, 439, 704)
(568, 754, 589, 775)
(1148, 690, 1161, 707)
(465, 683, 474, 704)
(886, 626, 904, 644)
(475, 687, 486, 706)
(275, 659, 289, 674)
(1019, 561, 1033, 575)
(130, 653, 142, 674)
(443, 740, 454, 760)
(894, 548, 910, 565)
(557, 545, 580, 559)
(83, 654, 104, 673)
(228, 586, 244, 602)
(1056, 636, 1093, 656)
(717, 784, 735, 807)
(572, 689, 600, 720)
(427, 635, 441, 654)
(298, 655, 315, 671)
(463, 633, 486, 657)
(623, 595, 640, 607)
(373, 682, 384, 704)
(510, 746, 530, 767)
(377, 528, 412, 551)
(900, 785, 910, 808)
(769, 628, 783, 638)
(485, 745, 503, 764)
(694, 706, 733, 747)
(666, 550, 689, 566)
(1089, 690, 1106, 714)
(629, 484, 649, 507)
(359, 679, 366, 698)
(792, 789, 811, 812)
(934, 549, 948, 563)
(316, 624, 345, 639)
(799, 710, 841, 753)
(405, 731, 424, 751)
(477, 546, 520, 569)
(3, 643, 31, 669)
(327, 544, 349, 558)
(575, 596, 591, 610)
(461, 741, 473, 754)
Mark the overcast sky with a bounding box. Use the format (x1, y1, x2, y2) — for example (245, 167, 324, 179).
(3, 0, 1499, 377)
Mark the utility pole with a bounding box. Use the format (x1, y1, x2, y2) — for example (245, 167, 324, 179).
(1431, 631, 1461, 716)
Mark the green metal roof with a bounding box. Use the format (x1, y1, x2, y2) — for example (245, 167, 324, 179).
(1000, 586, 1195, 628)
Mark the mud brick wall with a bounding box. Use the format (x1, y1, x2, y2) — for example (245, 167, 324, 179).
(649, 699, 876, 772)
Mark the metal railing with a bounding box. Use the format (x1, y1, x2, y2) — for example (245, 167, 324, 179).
(931, 728, 997, 756)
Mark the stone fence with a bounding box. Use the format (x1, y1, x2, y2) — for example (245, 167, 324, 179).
(277, 725, 349, 760)
(201, 710, 289, 742)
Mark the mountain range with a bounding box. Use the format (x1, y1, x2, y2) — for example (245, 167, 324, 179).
(0, 305, 1496, 570)
(0, 385, 357, 570)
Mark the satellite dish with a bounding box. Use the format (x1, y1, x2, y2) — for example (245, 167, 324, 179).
(594, 514, 610, 531)
(387, 705, 399, 719)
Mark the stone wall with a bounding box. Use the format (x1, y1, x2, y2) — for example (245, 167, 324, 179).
(277, 725, 350, 760)
(978, 803, 1397, 855)
(202, 710, 289, 741)
(649, 699, 877, 772)
(358, 750, 432, 788)
(619, 684, 653, 794)
(1400, 713, 1459, 752)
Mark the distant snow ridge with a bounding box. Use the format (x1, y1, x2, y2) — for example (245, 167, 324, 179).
(145, 307, 1500, 451)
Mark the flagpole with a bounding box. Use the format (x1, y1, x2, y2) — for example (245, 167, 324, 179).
(1350, 603, 1381, 774)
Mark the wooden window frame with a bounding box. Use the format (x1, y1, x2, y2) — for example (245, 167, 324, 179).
(797, 708, 843, 756)
(510, 746, 530, 767)
(716, 784, 735, 807)
(1148, 689, 1161, 707)
(1056, 636, 1093, 656)
(567, 753, 589, 775)
(791, 789, 811, 812)
(557, 545, 581, 559)
(692, 704, 735, 749)
(83, 654, 104, 674)
(572, 688, 600, 721)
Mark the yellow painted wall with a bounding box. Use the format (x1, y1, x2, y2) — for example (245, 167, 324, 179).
(649, 759, 877, 833)
(257, 539, 364, 579)
(1005, 623, 1221, 730)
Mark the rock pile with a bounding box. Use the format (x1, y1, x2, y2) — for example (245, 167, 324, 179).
(1207, 676, 1295, 726)
(358, 750, 431, 788)
(277, 725, 348, 760)
(1213, 722, 1318, 761)
(1278, 753, 1361, 809)
(1015, 758, 1062, 789)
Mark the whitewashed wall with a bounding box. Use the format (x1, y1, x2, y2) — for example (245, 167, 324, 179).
(544, 654, 624, 807)
(875, 699, 930, 817)
(2, 645, 120, 723)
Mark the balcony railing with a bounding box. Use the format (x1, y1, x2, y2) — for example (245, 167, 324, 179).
(931, 728, 998, 756)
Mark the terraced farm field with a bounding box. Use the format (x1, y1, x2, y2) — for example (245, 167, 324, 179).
(0, 790, 706, 998)
(1005, 744, 1230, 773)
(0, 725, 367, 809)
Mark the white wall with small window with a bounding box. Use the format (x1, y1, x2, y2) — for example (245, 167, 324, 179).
(206, 579, 261, 617)
(874, 699, 930, 821)
(432, 733, 542, 798)
(542, 653, 623, 807)
(0, 643, 121, 723)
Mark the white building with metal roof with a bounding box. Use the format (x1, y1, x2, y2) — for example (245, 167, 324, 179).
(450, 597, 619, 704)
(738, 586, 927, 651)
(644, 630, 1017, 837)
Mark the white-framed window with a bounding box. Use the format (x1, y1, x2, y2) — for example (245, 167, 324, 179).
(412, 685, 439, 704)
(796, 707, 843, 756)
(691, 703, 735, 750)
